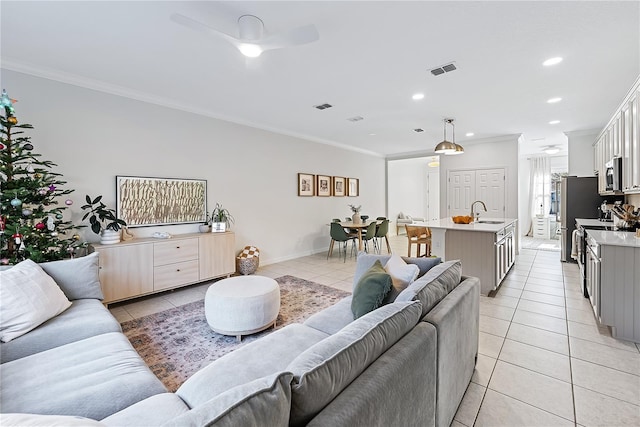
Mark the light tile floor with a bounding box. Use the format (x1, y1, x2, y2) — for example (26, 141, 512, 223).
(110, 235, 640, 426)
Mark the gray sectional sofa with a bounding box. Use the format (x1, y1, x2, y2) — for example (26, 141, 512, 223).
(0, 252, 480, 427)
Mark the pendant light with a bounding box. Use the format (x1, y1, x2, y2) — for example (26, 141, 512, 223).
(434, 118, 464, 155)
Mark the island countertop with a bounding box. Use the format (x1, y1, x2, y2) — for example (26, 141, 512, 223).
(415, 218, 518, 233)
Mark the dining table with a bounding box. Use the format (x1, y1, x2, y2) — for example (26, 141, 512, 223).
(335, 220, 382, 252)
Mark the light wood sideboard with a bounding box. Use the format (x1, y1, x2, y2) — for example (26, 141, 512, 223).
(91, 231, 235, 304)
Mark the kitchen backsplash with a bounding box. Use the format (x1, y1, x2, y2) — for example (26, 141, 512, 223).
(626, 194, 640, 208)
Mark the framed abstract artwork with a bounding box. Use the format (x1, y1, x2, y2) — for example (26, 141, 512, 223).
(316, 175, 332, 196)
(333, 176, 346, 197)
(347, 178, 359, 197)
(298, 173, 315, 196)
(116, 176, 207, 227)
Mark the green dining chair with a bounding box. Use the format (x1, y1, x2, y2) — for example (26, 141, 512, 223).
(362, 221, 378, 253)
(328, 222, 356, 262)
(374, 219, 390, 254)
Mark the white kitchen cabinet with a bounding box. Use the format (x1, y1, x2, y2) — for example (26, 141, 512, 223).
(594, 76, 640, 195)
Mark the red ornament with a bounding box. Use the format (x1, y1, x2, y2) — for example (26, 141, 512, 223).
(35, 223, 46, 230)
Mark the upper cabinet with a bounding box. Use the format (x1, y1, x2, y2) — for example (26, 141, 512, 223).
(594, 76, 640, 194)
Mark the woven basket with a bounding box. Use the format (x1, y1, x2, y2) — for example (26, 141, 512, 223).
(237, 256, 259, 275)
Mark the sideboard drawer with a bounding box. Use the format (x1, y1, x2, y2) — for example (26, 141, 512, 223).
(154, 260, 199, 290)
(154, 238, 199, 266)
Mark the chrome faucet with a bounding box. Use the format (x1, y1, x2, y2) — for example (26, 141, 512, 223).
(471, 200, 487, 220)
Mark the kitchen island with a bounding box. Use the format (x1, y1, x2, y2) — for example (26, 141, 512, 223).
(415, 218, 518, 295)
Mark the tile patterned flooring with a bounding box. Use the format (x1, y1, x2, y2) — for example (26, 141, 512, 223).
(110, 235, 640, 426)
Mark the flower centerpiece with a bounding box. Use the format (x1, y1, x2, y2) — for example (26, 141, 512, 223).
(349, 204, 362, 224)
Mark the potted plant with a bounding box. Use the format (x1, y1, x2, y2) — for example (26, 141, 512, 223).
(81, 195, 127, 244)
(210, 203, 234, 232)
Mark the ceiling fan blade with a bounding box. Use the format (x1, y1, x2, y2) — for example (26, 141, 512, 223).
(170, 13, 241, 47)
(258, 24, 319, 50)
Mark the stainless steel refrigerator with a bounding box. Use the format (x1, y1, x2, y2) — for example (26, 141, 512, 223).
(560, 176, 603, 262)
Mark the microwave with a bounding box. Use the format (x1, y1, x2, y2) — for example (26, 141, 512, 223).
(605, 157, 622, 192)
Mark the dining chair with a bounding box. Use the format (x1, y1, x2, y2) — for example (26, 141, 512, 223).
(362, 221, 378, 253)
(406, 225, 432, 257)
(328, 222, 357, 262)
(374, 219, 391, 254)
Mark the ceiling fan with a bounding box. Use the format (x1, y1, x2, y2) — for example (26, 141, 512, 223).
(171, 13, 319, 58)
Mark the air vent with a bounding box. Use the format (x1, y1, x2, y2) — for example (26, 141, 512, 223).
(414, 128, 424, 133)
(347, 116, 364, 122)
(430, 62, 457, 76)
(314, 103, 333, 110)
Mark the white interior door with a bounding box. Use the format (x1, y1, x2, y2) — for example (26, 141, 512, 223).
(476, 168, 506, 217)
(448, 170, 475, 217)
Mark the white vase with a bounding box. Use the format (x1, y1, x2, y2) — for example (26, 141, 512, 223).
(100, 229, 121, 245)
(211, 222, 226, 233)
(352, 213, 362, 224)
(199, 224, 211, 233)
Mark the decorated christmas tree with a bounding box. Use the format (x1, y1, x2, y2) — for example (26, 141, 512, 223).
(0, 89, 83, 264)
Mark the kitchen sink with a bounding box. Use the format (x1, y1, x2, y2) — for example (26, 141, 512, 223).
(477, 220, 504, 224)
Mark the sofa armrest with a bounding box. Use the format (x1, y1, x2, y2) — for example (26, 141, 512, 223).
(422, 276, 480, 427)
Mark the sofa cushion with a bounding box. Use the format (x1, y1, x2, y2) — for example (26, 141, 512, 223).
(287, 300, 422, 427)
(39, 252, 103, 300)
(0, 259, 71, 343)
(164, 372, 293, 427)
(396, 260, 462, 316)
(0, 299, 122, 363)
(351, 260, 392, 318)
(0, 413, 106, 427)
(101, 393, 190, 426)
(176, 323, 328, 408)
(0, 332, 166, 420)
(303, 296, 354, 335)
(383, 254, 420, 303)
(353, 252, 441, 288)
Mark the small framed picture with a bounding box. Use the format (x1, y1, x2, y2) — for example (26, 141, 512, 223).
(298, 173, 315, 196)
(347, 178, 359, 197)
(316, 175, 332, 197)
(333, 176, 346, 197)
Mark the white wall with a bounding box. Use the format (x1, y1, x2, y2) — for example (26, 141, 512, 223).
(3, 70, 386, 264)
(566, 129, 599, 177)
(388, 157, 439, 233)
(439, 135, 520, 220)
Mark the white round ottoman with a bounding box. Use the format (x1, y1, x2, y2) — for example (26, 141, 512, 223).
(205, 275, 280, 342)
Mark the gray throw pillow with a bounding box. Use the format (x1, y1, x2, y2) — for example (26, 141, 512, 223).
(351, 260, 392, 319)
(39, 252, 103, 300)
(353, 252, 441, 288)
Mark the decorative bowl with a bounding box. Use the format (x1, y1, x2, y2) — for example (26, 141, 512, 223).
(452, 216, 474, 224)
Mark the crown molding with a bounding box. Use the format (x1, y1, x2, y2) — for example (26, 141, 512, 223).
(1, 58, 383, 158)
(564, 128, 600, 138)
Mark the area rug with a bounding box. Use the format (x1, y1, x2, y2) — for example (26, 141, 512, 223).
(120, 275, 350, 392)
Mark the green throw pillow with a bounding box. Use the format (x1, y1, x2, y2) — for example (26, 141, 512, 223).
(351, 260, 393, 319)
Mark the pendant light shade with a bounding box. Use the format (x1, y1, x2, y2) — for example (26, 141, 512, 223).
(434, 118, 463, 155)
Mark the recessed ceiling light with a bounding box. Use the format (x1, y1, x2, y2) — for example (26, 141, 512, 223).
(412, 93, 425, 100)
(548, 120, 560, 125)
(547, 97, 562, 104)
(543, 57, 563, 66)
(465, 132, 474, 137)
(369, 133, 376, 136)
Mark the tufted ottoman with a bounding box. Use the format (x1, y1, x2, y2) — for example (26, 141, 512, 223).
(204, 276, 280, 342)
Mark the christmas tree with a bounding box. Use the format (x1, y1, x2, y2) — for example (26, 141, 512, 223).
(0, 89, 83, 264)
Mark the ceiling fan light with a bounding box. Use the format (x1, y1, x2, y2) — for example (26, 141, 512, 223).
(238, 43, 262, 57)
(545, 147, 560, 154)
(434, 140, 457, 154)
